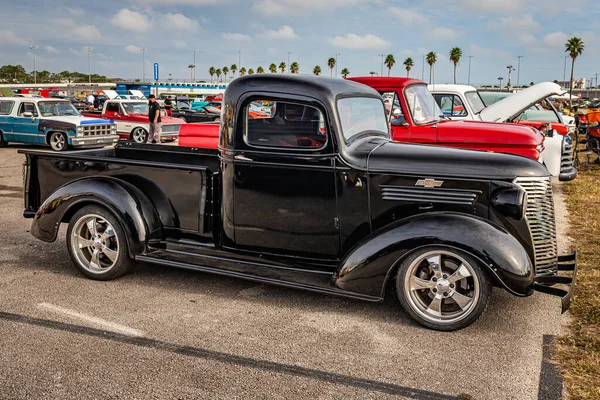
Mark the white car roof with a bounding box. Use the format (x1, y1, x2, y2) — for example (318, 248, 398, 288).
(428, 84, 478, 95)
(0, 97, 66, 102)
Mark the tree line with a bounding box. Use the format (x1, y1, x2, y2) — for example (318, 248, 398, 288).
(208, 59, 351, 82)
(0, 64, 114, 84)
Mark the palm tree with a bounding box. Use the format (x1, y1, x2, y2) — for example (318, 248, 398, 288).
(269, 63, 277, 73)
(209, 66, 215, 83)
(231, 64, 237, 78)
(279, 62, 286, 73)
(291, 62, 299, 74)
(403, 57, 414, 78)
(327, 57, 336, 77)
(313, 65, 322, 76)
(257, 66, 265, 74)
(341, 68, 350, 79)
(565, 37, 585, 107)
(384, 54, 395, 76)
(215, 68, 222, 82)
(449, 47, 462, 84)
(239, 67, 247, 76)
(426, 51, 437, 84)
(222, 66, 229, 82)
(248, 68, 254, 75)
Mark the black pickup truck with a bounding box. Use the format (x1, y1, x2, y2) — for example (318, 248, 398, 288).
(20, 75, 576, 331)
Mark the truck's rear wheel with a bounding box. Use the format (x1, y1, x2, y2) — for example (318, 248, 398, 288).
(131, 127, 148, 143)
(395, 247, 491, 331)
(49, 131, 69, 151)
(66, 205, 134, 280)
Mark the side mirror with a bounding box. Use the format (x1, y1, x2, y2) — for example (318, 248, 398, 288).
(23, 112, 33, 118)
(391, 120, 409, 127)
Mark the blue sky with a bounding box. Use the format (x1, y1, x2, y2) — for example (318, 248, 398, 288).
(0, 0, 598, 86)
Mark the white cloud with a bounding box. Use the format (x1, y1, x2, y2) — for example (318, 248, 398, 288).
(261, 26, 298, 40)
(222, 32, 252, 41)
(519, 33, 537, 45)
(388, 8, 431, 26)
(172, 40, 188, 48)
(164, 13, 199, 31)
(468, 44, 510, 59)
(463, 0, 524, 13)
(253, 0, 364, 17)
(141, 0, 218, 4)
(328, 33, 390, 50)
(111, 9, 151, 33)
(66, 7, 84, 16)
(543, 31, 569, 48)
(69, 48, 83, 56)
(72, 24, 102, 41)
(429, 27, 461, 40)
(125, 45, 142, 54)
(0, 30, 29, 46)
(488, 14, 539, 32)
(44, 46, 60, 54)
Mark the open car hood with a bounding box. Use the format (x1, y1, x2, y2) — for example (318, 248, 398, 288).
(479, 82, 565, 123)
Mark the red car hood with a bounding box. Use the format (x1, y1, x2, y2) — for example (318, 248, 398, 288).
(436, 120, 543, 146)
(125, 113, 184, 124)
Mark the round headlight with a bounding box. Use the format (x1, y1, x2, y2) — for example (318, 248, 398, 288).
(491, 187, 527, 220)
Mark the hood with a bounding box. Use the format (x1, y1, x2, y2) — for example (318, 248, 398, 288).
(123, 113, 184, 124)
(436, 120, 543, 146)
(44, 116, 113, 125)
(479, 82, 565, 123)
(367, 140, 548, 180)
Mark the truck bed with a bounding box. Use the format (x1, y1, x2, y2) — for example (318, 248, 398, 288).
(21, 142, 219, 238)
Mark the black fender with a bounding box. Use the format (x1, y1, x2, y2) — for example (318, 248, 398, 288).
(31, 177, 162, 257)
(333, 213, 534, 298)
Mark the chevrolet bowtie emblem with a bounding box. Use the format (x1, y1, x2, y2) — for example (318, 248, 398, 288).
(416, 179, 444, 188)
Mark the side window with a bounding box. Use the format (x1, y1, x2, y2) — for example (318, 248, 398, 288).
(433, 94, 467, 117)
(18, 102, 38, 117)
(106, 102, 120, 113)
(0, 101, 15, 115)
(381, 91, 405, 124)
(245, 100, 327, 149)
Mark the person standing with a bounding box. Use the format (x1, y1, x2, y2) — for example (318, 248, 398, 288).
(148, 94, 162, 144)
(87, 93, 95, 109)
(164, 95, 173, 116)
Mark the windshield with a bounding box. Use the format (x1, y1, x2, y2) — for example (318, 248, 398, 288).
(38, 101, 80, 116)
(337, 97, 389, 142)
(122, 102, 148, 114)
(404, 85, 442, 125)
(465, 91, 486, 114)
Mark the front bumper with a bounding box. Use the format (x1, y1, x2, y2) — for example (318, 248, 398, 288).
(559, 166, 578, 181)
(71, 135, 120, 148)
(534, 251, 578, 313)
(161, 133, 179, 141)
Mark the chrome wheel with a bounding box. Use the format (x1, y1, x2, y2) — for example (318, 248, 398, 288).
(50, 132, 67, 151)
(70, 214, 119, 274)
(403, 250, 480, 325)
(132, 128, 148, 143)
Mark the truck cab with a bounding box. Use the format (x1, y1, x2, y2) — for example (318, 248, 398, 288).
(21, 75, 576, 331)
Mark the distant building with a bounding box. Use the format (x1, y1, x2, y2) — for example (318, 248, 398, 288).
(557, 78, 586, 89)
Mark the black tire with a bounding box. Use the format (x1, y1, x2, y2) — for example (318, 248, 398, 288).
(131, 127, 148, 144)
(66, 205, 135, 281)
(395, 246, 492, 331)
(48, 131, 69, 152)
(0, 131, 7, 147)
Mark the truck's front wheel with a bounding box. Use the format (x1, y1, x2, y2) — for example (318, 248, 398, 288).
(0, 131, 7, 147)
(49, 131, 69, 151)
(131, 128, 148, 143)
(395, 247, 491, 331)
(66, 205, 135, 280)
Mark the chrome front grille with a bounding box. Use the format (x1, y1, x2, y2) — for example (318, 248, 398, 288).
(82, 124, 114, 137)
(162, 124, 181, 134)
(513, 177, 558, 275)
(560, 135, 575, 173)
(380, 185, 480, 205)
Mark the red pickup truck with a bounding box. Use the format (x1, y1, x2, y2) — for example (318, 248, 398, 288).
(83, 99, 184, 143)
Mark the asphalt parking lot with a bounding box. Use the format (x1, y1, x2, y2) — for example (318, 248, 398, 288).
(0, 144, 571, 400)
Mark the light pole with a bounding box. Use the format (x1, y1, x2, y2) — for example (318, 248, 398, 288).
(378, 54, 384, 77)
(84, 46, 93, 84)
(287, 52, 292, 73)
(334, 53, 340, 78)
(467, 55, 473, 86)
(498, 76, 503, 91)
(516, 56, 523, 87)
(30, 45, 38, 85)
(192, 49, 199, 82)
(506, 65, 514, 91)
(563, 56, 568, 84)
(141, 48, 147, 82)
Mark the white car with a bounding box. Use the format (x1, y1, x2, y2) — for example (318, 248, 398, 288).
(429, 83, 576, 181)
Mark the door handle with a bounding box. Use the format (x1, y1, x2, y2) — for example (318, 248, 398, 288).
(234, 155, 253, 162)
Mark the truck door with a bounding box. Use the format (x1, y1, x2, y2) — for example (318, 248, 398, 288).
(0, 100, 16, 141)
(232, 97, 340, 259)
(13, 102, 43, 144)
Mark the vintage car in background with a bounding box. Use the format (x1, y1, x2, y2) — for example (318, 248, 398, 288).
(20, 75, 576, 331)
(428, 83, 576, 181)
(82, 99, 184, 143)
(0, 97, 118, 151)
(70, 97, 88, 110)
(173, 105, 222, 123)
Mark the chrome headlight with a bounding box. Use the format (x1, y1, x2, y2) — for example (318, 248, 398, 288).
(76, 126, 84, 137)
(491, 187, 528, 220)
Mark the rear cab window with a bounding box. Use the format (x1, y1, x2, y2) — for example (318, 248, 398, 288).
(245, 99, 327, 149)
(0, 100, 15, 115)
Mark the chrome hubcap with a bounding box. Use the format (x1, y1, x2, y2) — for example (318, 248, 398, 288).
(404, 250, 480, 324)
(51, 133, 65, 150)
(71, 214, 119, 273)
(133, 129, 146, 143)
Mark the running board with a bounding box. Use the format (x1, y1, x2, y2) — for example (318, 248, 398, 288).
(135, 254, 382, 303)
(534, 251, 578, 313)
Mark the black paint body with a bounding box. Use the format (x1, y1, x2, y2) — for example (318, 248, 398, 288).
(21, 75, 552, 300)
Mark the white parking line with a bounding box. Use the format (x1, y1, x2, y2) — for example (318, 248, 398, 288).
(37, 303, 145, 338)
